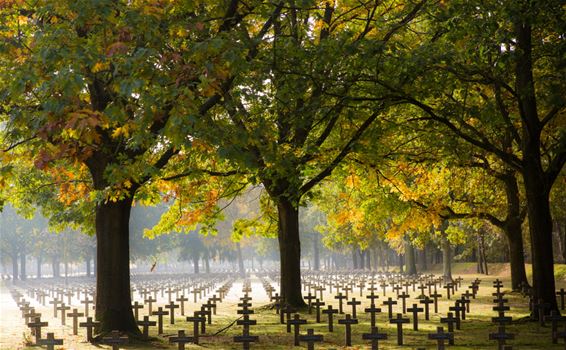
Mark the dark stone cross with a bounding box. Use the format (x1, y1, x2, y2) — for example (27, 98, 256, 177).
(132, 301, 144, 321)
(347, 298, 361, 318)
(169, 329, 194, 350)
(449, 302, 465, 325)
(288, 314, 307, 346)
(271, 293, 284, 316)
(389, 313, 410, 345)
(49, 298, 60, 318)
(37, 332, 63, 350)
(430, 292, 442, 313)
(282, 305, 296, 333)
(79, 316, 100, 342)
(335, 293, 347, 314)
(428, 326, 453, 350)
(81, 297, 93, 317)
(534, 299, 551, 326)
(152, 307, 169, 334)
(67, 308, 84, 335)
(101, 330, 129, 350)
(440, 312, 458, 345)
(366, 292, 379, 305)
(237, 314, 257, 335)
(56, 303, 71, 325)
(417, 284, 427, 298)
(144, 296, 157, 314)
(322, 304, 338, 332)
(165, 301, 180, 324)
(489, 326, 514, 350)
(492, 315, 513, 327)
(365, 303, 382, 328)
(444, 283, 453, 299)
(233, 331, 259, 350)
(27, 317, 48, 343)
(299, 328, 323, 350)
(209, 294, 222, 314)
(383, 297, 397, 319)
(398, 291, 410, 314)
(304, 293, 316, 314)
(186, 313, 206, 344)
(312, 299, 325, 323)
(419, 296, 433, 320)
(197, 308, 210, 333)
(137, 315, 156, 339)
(407, 303, 424, 331)
(544, 310, 565, 344)
(362, 326, 387, 350)
(338, 314, 358, 346)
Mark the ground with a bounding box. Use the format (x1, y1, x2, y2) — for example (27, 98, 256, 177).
(1, 263, 565, 349)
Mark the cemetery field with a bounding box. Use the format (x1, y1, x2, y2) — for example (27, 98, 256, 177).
(2, 265, 566, 350)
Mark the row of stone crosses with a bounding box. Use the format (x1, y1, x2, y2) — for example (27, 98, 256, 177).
(9, 270, 566, 349)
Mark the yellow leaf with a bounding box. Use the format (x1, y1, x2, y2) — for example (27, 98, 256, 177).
(92, 61, 109, 73)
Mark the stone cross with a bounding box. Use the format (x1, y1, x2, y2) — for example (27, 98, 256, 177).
(79, 316, 100, 342)
(81, 297, 93, 317)
(288, 314, 307, 346)
(389, 313, 410, 345)
(557, 289, 566, 310)
(440, 312, 457, 345)
(49, 298, 60, 318)
(322, 305, 338, 332)
(144, 296, 157, 314)
(131, 301, 143, 321)
(337, 314, 358, 346)
(544, 310, 564, 344)
(186, 313, 206, 344)
(312, 299, 325, 323)
(430, 292, 442, 313)
(365, 303, 382, 328)
(137, 315, 156, 339)
(152, 307, 169, 334)
(101, 330, 129, 350)
(347, 298, 361, 318)
(38, 332, 63, 350)
(429, 326, 453, 350)
(56, 303, 71, 325)
(67, 308, 84, 335)
(165, 301, 180, 324)
(419, 296, 433, 320)
(335, 293, 347, 314)
(176, 295, 189, 316)
(398, 291, 410, 313)
(27, 317, 48, 343)
(489, 326, 514, 350)
(407, 303, 423, 331)
(382, 297, 397, 319)
(169, 329, 194, 350)
(299, 328, 323, 350)
(362, 326, 387, 350)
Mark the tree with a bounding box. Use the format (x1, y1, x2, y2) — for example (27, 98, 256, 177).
(370, 0, 565, 312)
(0, 0, 272, 334)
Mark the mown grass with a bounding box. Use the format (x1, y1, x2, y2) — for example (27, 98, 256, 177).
(16, 264, 566, 349)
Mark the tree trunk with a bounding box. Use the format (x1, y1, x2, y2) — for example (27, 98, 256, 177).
(405, 240, 417, 275)
(52, 256, 60, 278)
(441, 235, 452, 283)
(359, 249, 365, 270)
(11, 253, 18, 283)
(64, 261, 69, 278)
(498, 173, 529, 290)
(477, 238, 485, 274)
(558, 221, 566, 263)
(366, 248, 371, 270)
(204, 252, 210, 274)
(276, 198, 305, 307)
(192, 255, 200, 274)
(398, 253, 404, 273)
(20, 251, 26, 280)
(92, 246, 97, 275)
(95, 198, 140, 335)
(352, 247, 359, 269)
(36, 254, 42, 279)
(86, 256, 91, 277)
(313, 233, 320, 271)
(514, 17, 558, 316)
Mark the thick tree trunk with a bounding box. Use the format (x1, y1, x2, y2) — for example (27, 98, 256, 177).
(276, 198, 305, 307)
(204, 253, 210, 274)
(477, 239, 485, 274)
(313, 233, 320, 271)
(20, 251, 26, 280)
(441, 235, 452, 283)
(398, 253, 404, 273)
(11, 253, 18, 283)
(514, 17, 558, 316)
(359, 249, 365, 270)
(405, 240, 417, 275)
(366, 249, 371, 270)
(352, 248, 359, 269)
(95, 198, 140, 335)
(501, 173, 529, 290)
